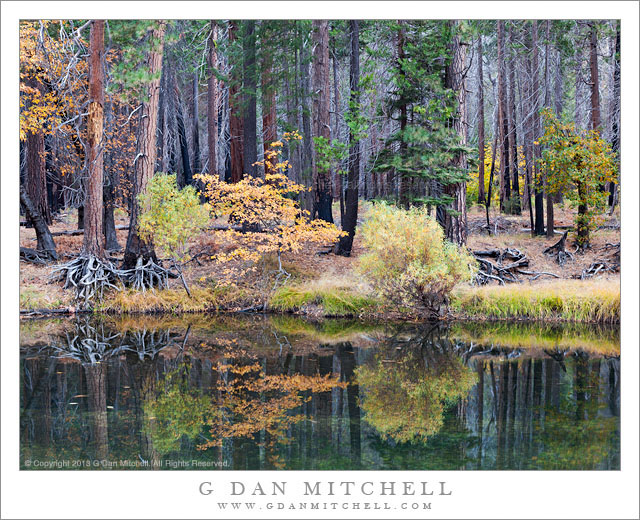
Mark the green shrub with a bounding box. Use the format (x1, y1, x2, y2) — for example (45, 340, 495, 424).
(138, 174, 210, 261)
(357, 203, 475, 316)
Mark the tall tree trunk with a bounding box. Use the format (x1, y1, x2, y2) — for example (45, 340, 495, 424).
(20, 187, 57, 260)
(544, 20, 554, 237)
(477, 35, 486, 205)
(228, 21, 244, 183)
(442, 21, 468, 246)
(507, 24, 521, 214)
(207, 22, 218, 176)
(397, 22, 410, 209)
(311, 20, 333, 223)
(497, 21, 511, 212)
(102, 98, 119, 250)
(123, 21, 166, 269)
(523, 30, 535, 234)
(336, 20, 360, 256)
(532, 21, 545, 235)
(83, 19, 105, 258)
(299, 23, 314, 211)
(332, 43, 343, 214)
(261, 47, 277, 174)
(25, 78, 51, 226)
(242, 20, 258, 177)
(589, 23, 601, 133)
(192, 73, 201, 174)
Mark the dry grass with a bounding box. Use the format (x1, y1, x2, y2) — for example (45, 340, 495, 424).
(452, 278, 620, 323)
(96, 284, 253, 314)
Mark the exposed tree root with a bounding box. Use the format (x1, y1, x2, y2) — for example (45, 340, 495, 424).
(542, 231, 574, 265)
(50, 255, 122, 306)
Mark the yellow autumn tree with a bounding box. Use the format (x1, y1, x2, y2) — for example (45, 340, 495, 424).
(196, 134, 345, 287)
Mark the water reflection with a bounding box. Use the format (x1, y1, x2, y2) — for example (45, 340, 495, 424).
(20, 317, 620, 470)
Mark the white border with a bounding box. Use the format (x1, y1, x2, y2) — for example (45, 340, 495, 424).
(2, 2, 638, 519)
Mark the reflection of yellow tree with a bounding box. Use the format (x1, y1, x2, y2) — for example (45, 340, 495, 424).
(143, 355, 346, 465)
(200, 360, 346, 468)
(356, 349, 476, 443)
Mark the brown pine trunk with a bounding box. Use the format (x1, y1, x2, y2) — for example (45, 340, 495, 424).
(228, 21, 244, 183)
(83, 19, 105, 258)
(311, 20, 333, 223)
(243, 20, 258, 177)
(123, 21, 166, 269)
(207, 22, 218, 176)
(261, 49, 277, 175)
(477, 35, 486, 205)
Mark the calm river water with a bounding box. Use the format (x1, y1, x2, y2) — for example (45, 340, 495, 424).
(20, 316, 620, 470)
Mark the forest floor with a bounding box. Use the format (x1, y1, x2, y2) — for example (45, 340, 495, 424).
(19, 202, 620, 323)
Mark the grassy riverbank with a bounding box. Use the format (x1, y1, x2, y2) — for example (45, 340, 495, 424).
(20, 205, 620, 323)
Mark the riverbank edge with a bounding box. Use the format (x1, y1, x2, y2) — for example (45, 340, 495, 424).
(19, 278, 620, 324)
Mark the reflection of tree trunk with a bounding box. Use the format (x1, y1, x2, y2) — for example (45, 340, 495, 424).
(338, 343, 361, 465)
(507, 360, 517, 467)
(475, 360, 484, 468)
(496, 362, 509, 469)
(84, 363, 109, 461)
(317, 353, 333, 446)
(574, 353, 589, 421)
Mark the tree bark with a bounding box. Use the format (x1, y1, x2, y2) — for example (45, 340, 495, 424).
(544, 20, 554, 237)
(83, 19, 105, 258)
(397, 22, 410, 209)
(299, 22, 314, 211)
(123, 21, 166, 269)
(311, 20, 333, 223)
(497, 21, 511, 212)
(228, 21, 244, 183)
(507, 24, 521, 214)
(192, 72, 201, 174)
(20, 186, 57, 260)
(25, 77, 51, 226)
(336, 20, 360, 256)
(532, 21, 545, 235)
(477, 35, 486, 205)
(207, 22, 218, 176)
(261, 44, 277, 175)
(242, 20, 258, 177)
(442, 21, 468, 246)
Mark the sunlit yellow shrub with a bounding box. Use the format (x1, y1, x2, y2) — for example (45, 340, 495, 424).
(357, 203, 476, 316)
